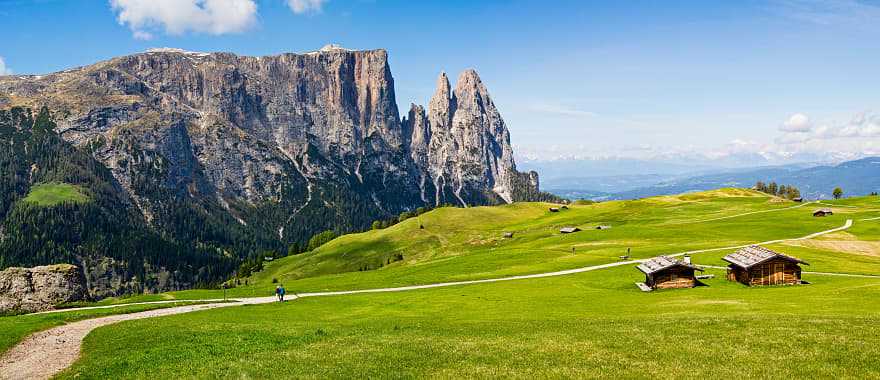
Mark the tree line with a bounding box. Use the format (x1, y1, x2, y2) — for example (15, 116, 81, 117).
(754, 181, 801, 200)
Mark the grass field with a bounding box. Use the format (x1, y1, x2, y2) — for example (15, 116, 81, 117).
(22, 182, 90, 206)
(60, 267, 880, 378)
(9, 189, 880, 378)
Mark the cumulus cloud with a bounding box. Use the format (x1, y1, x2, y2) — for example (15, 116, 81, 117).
(769, 110, 880, 160)
(287, 0, 326, 14)
(0, 57, 11, 75)
(779, 113, 812, 132)
(110, 0, 258, 39)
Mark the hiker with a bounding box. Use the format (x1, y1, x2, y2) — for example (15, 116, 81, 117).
(279, 285, 286, 302)
(275, 285, 282, 301)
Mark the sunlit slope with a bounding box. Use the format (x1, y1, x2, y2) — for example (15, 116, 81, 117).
(229, 188, 880, 294)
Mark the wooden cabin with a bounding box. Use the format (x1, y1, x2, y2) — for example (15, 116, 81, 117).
(636, 256, 703, 290)
(559, 227, 581, 234)
(723, 246, 808, 286)
(813, 208, 833, 217)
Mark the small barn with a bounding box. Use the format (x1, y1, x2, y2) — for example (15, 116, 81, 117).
(813, 208, 833, 217)
(636, 256, 704, 290)
(559, 227, 581, 234)
(723, 245, 808, 286)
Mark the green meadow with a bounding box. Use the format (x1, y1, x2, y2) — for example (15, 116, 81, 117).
(6, 189, 880, 378)
(21, 182, 90, 206)
(169, 189, 878, 298)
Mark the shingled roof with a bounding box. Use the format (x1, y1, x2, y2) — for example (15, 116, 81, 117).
(636, 256, 703, 275)
(723, 245, 808, 269)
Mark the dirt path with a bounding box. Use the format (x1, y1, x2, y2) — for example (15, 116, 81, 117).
(0, 219, 860, 380)
(34, 299, 228, 315)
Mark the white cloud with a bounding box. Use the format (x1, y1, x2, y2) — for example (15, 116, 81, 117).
(779, 113, 812, 132)
(0, 57, 11, 75)
(287, 0, 326, 14)
(110, 0, 258, 39)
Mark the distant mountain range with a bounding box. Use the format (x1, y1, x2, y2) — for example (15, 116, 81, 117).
(527, 157, 880, 200)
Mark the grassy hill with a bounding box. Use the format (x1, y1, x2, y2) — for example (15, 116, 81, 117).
(170, 188, 872, 298)
(8, 188, 880, 378)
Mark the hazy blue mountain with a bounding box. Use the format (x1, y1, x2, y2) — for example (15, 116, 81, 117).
(603, 158, 880, 200)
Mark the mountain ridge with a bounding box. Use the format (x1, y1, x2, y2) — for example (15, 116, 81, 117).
(0, 47, 554, 295)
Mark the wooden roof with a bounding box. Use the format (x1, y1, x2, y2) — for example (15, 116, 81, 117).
(723, 245, 809, 269)
(636, 256, 703, 275)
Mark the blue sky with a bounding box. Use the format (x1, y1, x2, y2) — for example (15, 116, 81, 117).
(2, 0, 880, 162)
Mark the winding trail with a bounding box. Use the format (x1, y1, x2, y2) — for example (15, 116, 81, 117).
(0, 219, 863, 380)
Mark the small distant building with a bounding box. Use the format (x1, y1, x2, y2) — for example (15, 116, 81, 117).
(813, 208, 833, 217)
(549, 207, 560, 212)
(502, 232, 514, 238)
(723, 246, 808, 286)
(595, 225, 611, 230)
(559, 227, 581, 234)
(793, 197, 803, 203)
(636, 255, 703, 290)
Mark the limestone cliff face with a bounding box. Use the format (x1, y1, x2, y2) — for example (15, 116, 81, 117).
(0, 264, 89, 314)
(0, 46, 540, 246)
(405, 70, 538, 206)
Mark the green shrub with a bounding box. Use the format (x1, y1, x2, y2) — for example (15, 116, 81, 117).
(308, 230, 338, 251)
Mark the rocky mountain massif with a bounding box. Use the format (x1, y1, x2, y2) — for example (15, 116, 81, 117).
(0, 46, 553, 296)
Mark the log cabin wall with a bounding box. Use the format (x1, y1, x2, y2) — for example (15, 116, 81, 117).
(727, 259, 801, 286)
(652, 267, 696, 289)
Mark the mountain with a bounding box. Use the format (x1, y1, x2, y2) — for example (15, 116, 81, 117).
(0, 46, 550, 295)
(605, 158, 880, 200)
(0, 108, 239, 297)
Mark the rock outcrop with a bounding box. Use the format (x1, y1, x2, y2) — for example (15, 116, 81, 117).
(0, 264, 89, 314)
(404, 70, 532, 206)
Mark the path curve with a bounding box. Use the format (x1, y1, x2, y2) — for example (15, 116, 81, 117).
(0, 220, 859, 380)
(0, 297, 279, 380)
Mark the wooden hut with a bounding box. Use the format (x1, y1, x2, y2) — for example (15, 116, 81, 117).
(813, 208, 833, 217)
(723, 246, 808, 286)
(636, 256, 703, 290)
(559, 227, 581, 234)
